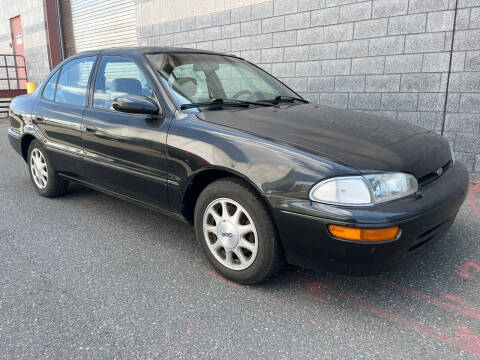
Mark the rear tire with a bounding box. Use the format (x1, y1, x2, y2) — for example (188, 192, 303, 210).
(27, 139, 69, 198)
(194, 177, 284, 284)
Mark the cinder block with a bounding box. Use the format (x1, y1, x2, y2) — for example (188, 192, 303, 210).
(365, 75, 401, 92)
(453, 29, 480, 51)
(446, 93, 461, 112)
(449, 73, 480, 91)
(298, 0, 326, 12)
(212, 10, 231, 26)
(181, 17, 196, 31)
(348, 93, 382, 109)
(231, 7, 251, 24)
(273, 30, 298, 46)
(272, 62, 296, 77)
(309, 43, 338, 59)
(426, 10, 455, 32)
(409, 0, 449, 14)
(455, 8, 471, 30)
(324, 23, 354, 42)
(369, 36, 404, 56)
(262, 17, 285, 33)
(282, 77, 308, 92)
(319, 92, 349, 108)
(165, 20, 181, 33)
(285, 12, 311, 30)
(339, 2, 371, 23)
(405, 33, 445, 53)
(241, 20, 261, 36)
(274, 0, 298, 16)
(471, 7, 480, 28)
(205, 26, 223, 41)
(173, 31, 189, 45)
(372, 0, 408, 18)
(460, 93, 480, 113)
(354, 19, 388, 39)
(284, 45, 310, 61)
(418, 93, 446, 111)
(297, 27, 324, 45)
(445, 113, 480, 133)
(212, 38, 231, 52)
(308, 76, 335, 91)
(232, 36, 250, 52)
(251, 34, 273, 49)
(351, 56, 385, 75)
(311, 7, 339, 26)
(222, 24, 240, 39)
(261, 48, 284, 63)
(451, 51, 466, 71)
(240, 49, 261, 62)
(385, 54, 423, 73)
(296, 60, 322, 76)
(465, 51, 480, 71)
(423, 52, 450, 72)
(337, 39, 368, 58)
(335, 75, 365, 92)
(189, 29, 205, 42)
(252, 2, 273, 20)
(455, 133, 480, 152)
(388, 14, 426, 35)
(397, 111, 436, 130)
(381, 93, 418, 110)
(322, 59, 351, 75)
(401, 73, 442, 92)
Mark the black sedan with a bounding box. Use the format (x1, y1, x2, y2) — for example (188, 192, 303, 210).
(8, 47, 469, 284)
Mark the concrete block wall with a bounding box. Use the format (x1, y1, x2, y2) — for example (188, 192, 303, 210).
(0, 0, 50, 87)
(138, 0, 480, 175)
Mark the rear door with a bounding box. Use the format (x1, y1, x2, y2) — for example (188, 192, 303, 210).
(82, 54, 170, 209)
(34, 55, 97, 177)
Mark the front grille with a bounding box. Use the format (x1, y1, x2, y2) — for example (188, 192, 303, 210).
(417, 159, 453, 188)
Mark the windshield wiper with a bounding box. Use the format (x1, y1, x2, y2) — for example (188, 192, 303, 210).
(260, 95, 309, 104)
(180, 98, 272, 110)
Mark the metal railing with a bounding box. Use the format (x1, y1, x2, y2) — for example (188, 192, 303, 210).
(0, 54, 28, 116)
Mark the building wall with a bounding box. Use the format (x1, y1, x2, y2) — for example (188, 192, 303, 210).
(137, 0, 480, 175)
(0, 0, 50, 84)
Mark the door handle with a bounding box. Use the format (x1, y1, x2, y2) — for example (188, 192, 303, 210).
(33, 116, 44, 123)
(85, 125, 97, 132)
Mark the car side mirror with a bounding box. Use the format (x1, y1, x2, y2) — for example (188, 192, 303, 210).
(112, 95, 160, 115)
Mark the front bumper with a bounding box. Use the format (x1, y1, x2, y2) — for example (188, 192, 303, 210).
(268, 160, 469, 276)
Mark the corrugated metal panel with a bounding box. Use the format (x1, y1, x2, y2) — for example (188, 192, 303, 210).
(59, 0, 137, 57)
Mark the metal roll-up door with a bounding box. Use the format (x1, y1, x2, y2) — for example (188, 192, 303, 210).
(59, 0, 137, 58)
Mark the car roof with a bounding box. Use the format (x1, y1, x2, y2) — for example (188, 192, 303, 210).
(71, 46, 239, 58)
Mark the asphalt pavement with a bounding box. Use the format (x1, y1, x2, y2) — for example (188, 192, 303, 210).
(1, 120, 480, 359)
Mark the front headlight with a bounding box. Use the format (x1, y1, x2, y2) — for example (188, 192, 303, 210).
(309, 173, 418, 206)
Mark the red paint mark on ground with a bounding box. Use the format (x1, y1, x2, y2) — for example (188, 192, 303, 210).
(82, 199, 91, 205)
(468, 183, 480, 216)
(371, 277, 480, 321)
(303, 282, 328, 303)
(207, 271, 397, 360)
(456, 326, 480, 355)
(309, 282, 480, 357)
(459, 261, 480, 279)
(21, 174, 28, 179)
(165, 328, 195, 357)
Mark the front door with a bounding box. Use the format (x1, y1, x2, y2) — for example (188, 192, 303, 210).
(82, 55, 170, 209)
(34, 56, 97, 177)
(10, 16, 26, 89)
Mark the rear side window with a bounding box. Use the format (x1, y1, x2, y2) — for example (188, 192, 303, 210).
(55, 56, 96, 106)
(42, 70, 59, 101)
(93, 56, 154, 110)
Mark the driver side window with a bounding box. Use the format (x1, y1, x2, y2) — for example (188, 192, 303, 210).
(93, 56, 154, 110)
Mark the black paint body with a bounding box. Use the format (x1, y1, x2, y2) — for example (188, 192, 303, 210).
(7, 47, 469, 275)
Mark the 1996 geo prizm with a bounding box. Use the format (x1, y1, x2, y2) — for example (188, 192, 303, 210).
(7, 47, 469, 284)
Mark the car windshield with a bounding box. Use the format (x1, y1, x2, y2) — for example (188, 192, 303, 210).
(147, 52, 302, 110)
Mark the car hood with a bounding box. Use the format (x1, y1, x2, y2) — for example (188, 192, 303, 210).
(195, 104, 452, 179)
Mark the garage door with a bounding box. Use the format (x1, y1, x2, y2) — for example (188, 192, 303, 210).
(60, 0, 138, 57)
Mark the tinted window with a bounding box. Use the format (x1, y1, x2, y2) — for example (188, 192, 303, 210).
(93, 56, 154, 110)
(42, 70, 59, 101)
(55, 56, 96, 106)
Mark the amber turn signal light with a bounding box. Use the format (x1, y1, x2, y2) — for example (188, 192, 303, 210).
(328, 225, 400, 242)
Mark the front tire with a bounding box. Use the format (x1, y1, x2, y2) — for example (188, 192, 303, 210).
(27, 139, 69, 197)
(194, 177, 284, 284)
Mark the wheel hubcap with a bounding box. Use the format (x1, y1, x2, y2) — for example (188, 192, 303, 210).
(30, 148, 48, 189)
(203, 198, 258, 271)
